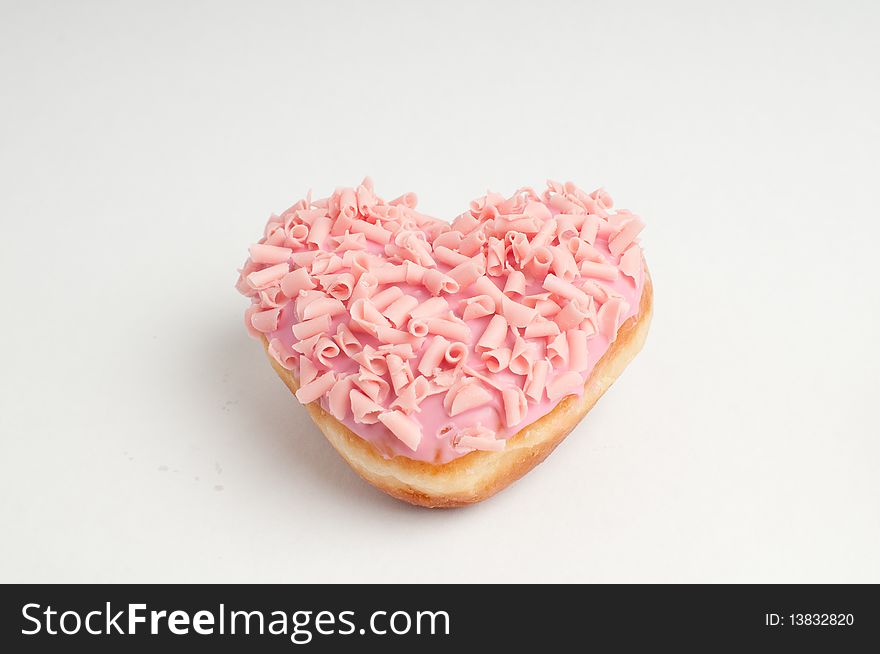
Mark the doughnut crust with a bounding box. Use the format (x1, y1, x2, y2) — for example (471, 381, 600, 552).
(263, 274, 652, 508)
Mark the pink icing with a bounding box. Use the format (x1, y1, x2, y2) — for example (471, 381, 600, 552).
(236, 178, 646, 464)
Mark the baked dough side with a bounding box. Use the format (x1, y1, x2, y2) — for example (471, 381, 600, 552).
(264, 274, 653, 507)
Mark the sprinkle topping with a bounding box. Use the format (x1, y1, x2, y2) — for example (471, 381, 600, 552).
(237, 178, 645, 463)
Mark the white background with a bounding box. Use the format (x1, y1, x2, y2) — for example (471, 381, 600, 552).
(1, 0, 878, 583)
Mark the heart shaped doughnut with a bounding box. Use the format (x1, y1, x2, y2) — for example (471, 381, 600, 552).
(236, 179, 652, 507)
